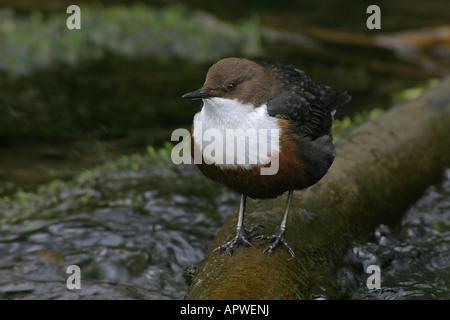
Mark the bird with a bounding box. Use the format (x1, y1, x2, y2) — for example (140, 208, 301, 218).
(182, 57, 351, 257)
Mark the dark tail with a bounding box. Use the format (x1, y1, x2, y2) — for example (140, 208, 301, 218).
(319, 85, 352, 113)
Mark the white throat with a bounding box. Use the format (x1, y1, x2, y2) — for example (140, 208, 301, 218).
(192, 97, 280, 169)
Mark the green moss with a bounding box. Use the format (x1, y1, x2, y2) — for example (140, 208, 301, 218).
(0, 143, 171, 220)
(332, 79, 443, 141)
(333, 108, 384, 141)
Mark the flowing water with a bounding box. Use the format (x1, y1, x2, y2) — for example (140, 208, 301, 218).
(0, 150, 235, 299)
(333, 169, 450, 299)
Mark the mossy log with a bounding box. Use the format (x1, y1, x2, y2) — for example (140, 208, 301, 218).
(184, 76, 450, 300)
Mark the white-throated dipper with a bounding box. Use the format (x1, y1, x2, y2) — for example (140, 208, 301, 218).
(182, 57, 351, 257)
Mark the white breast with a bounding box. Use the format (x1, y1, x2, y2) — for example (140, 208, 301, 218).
(192, 97, 280, 169)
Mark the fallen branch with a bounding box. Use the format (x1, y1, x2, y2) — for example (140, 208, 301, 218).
(185, 76, 450, 300)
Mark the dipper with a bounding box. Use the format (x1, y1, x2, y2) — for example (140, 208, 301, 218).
(182, 57, 351, 257)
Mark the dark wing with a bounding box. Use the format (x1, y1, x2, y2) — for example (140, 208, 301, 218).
(256, 61, 351, 139)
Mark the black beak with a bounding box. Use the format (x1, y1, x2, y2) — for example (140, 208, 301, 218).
(182, 88, 208, 100)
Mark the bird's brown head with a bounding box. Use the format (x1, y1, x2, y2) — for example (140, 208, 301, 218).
(182, 57, 271, 107)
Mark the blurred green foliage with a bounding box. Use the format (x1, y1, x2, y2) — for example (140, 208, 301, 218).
(0, 4, 262, 77)
(390, 79, 439, 102)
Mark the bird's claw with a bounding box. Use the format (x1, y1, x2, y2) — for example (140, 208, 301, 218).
(213, 225, 263, 255)
(256, 226, 295, 258)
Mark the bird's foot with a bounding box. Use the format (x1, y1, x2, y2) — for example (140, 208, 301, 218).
(213, 225, 263, 255)
(256, 226, 295, 258)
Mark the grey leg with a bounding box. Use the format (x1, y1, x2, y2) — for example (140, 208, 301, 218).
(213, 194, 262, 255)
(256, 190, 295, 258)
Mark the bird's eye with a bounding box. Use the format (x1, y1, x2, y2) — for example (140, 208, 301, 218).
(227, 83, 236, 91)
